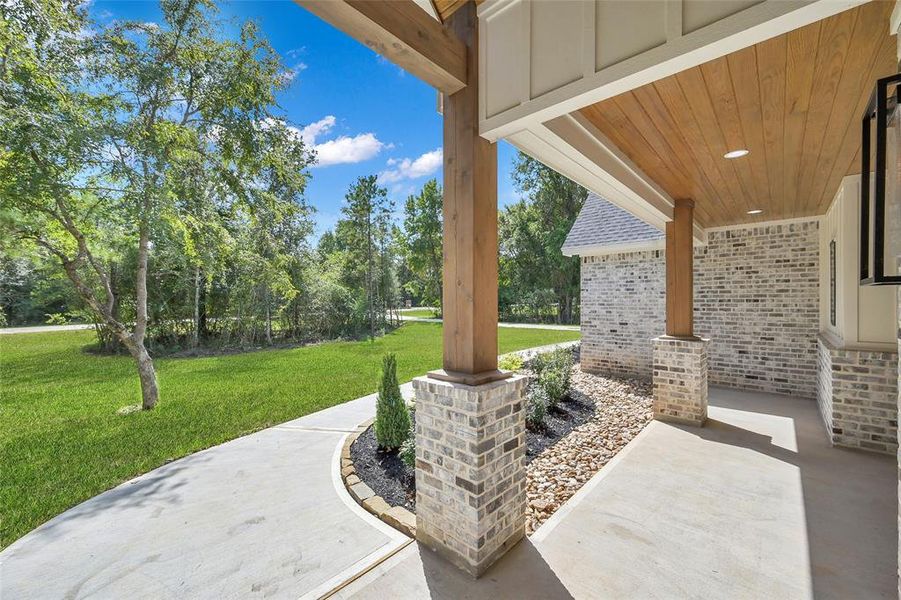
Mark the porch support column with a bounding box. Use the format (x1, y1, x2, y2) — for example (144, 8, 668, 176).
(414, 1, 526, 578)
(653, 199, 709, 426)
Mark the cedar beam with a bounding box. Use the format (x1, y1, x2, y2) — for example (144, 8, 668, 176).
(294, 0, 467, 94)
(428, 1, 505, 384)
(665, 199, 695, 338)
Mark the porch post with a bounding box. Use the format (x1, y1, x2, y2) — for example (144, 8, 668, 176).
(653, 199, 709, 425)
(665, 200, 695, 337)
(412, 0, 527, 578)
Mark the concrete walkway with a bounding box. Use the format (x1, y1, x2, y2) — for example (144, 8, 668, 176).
(398, 315, 580, 332)
(0, 386, 414, 600)
(0, 323, 94, 335)
(2, 385, 894, 599)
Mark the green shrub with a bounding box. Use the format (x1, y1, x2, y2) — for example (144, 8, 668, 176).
(526, 386, 549, 430)
(534, 347, 573, 407)
(498, 353, 524, 372)
(399, 412, 416, 468)
(374, 353, 411, 451)
(44, 313, 70, 326)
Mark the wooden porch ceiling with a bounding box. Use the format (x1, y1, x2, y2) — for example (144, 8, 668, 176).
(578, 0, 896, 229)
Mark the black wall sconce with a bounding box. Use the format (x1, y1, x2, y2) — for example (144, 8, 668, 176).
(860, 73, 901, 285)
(860, 72, 901, 285)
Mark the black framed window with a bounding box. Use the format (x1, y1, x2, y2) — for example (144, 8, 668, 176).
(860, 72, 901, 285)
(829, 239, 836, 327)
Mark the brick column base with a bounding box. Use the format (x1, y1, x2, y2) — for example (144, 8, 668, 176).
(653, 336, 709, 426)
(412, 374, 528, 577)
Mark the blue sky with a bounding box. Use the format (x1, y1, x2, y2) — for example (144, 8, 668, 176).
(90, 0, 522, 236)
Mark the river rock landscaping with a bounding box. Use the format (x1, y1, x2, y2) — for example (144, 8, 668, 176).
(525, 368, 652, 534)
(349, 361, 653, 535)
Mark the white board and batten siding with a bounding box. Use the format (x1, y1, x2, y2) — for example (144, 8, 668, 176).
(477, 0, 870, 240)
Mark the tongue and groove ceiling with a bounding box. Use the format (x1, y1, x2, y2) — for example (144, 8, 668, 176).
(578, 0, 897, 228)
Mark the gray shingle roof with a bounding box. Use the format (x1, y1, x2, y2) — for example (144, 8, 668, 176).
(562, 192, 663, 255)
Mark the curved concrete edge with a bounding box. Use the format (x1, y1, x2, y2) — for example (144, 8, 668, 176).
(300, 430, 412, 600)
(340, 419, 417, 540)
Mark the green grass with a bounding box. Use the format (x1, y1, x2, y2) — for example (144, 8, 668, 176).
(0, 322, 578, 547)
(399, 307, 439, 318)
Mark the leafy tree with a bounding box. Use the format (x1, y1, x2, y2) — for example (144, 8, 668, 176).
(400, 179, 443, 311)
(500, 152, 587, 323)
(0, 0, 313, 408)
(334, 175, 394, 338)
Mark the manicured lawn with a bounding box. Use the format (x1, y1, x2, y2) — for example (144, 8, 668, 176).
(0, 322, 578, 548)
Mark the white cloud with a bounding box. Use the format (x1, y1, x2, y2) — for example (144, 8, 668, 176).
(377, 148, 442, 183)
(314, 133, 384, 167)
(260, 115, 386, 167)
(280, 62, 308, 84)
(298, 116, 385, 167)
(299, 115, 336, 146)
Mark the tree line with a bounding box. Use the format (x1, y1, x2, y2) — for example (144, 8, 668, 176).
(0, 0, 586, 410)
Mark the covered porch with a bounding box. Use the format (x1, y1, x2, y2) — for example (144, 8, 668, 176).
(296, 0, 901, 584)
(336, 386, 897, 599)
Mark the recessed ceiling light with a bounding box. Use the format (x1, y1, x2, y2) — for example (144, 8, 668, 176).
(724, 149, 749, 159)
(747, 209, 763, 215)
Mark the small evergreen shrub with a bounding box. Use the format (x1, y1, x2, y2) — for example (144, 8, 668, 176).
(534, 347, 574, 408)
(539, 368, 567, 409)
(526, 386, 549, 431)
(374, 353, 411, 451)
(498, 353, 524, 372)
(399, 412, 416, 468)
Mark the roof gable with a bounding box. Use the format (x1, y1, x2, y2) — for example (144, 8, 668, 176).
(562, 193, 663, 256)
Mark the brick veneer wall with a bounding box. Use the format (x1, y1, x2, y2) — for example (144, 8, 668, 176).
(580, 249, 664, 378)
(816, 336, 898, 454)
(652, 336, 709, 425)
(816, 339, 834, 432)
(580, 220, 820, 398)
(412, 374, 528, 576)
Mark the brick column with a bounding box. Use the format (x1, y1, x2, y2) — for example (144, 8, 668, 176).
(653, 336, 709, 426)
(655, 199, 709, 426)
(412, 374, 527, 577)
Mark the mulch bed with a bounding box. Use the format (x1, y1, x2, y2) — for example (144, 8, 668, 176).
(350, 426, 416, 510)
(350, 369, 600, 514)
(526, 385, 597, 459)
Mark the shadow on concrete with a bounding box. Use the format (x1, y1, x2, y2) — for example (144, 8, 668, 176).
(418, 538, 575, 599)
(677, 389, 897, 600)
(28, 452, 209, 545)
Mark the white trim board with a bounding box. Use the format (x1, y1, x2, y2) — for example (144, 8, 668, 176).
(564, 239, 664, 258)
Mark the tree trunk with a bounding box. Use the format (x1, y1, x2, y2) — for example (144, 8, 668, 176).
(265, 289, 272, 345)
(132, 228, 158, 409)
(193, 265, 201, 348)
(367, 214, 374, 340)
(134, 342, 159, 410)
(49, 206, 160, 409)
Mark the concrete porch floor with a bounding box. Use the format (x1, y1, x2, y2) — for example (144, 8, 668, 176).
(337, 387, 897, 599)
(1, 386, 895, 599)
